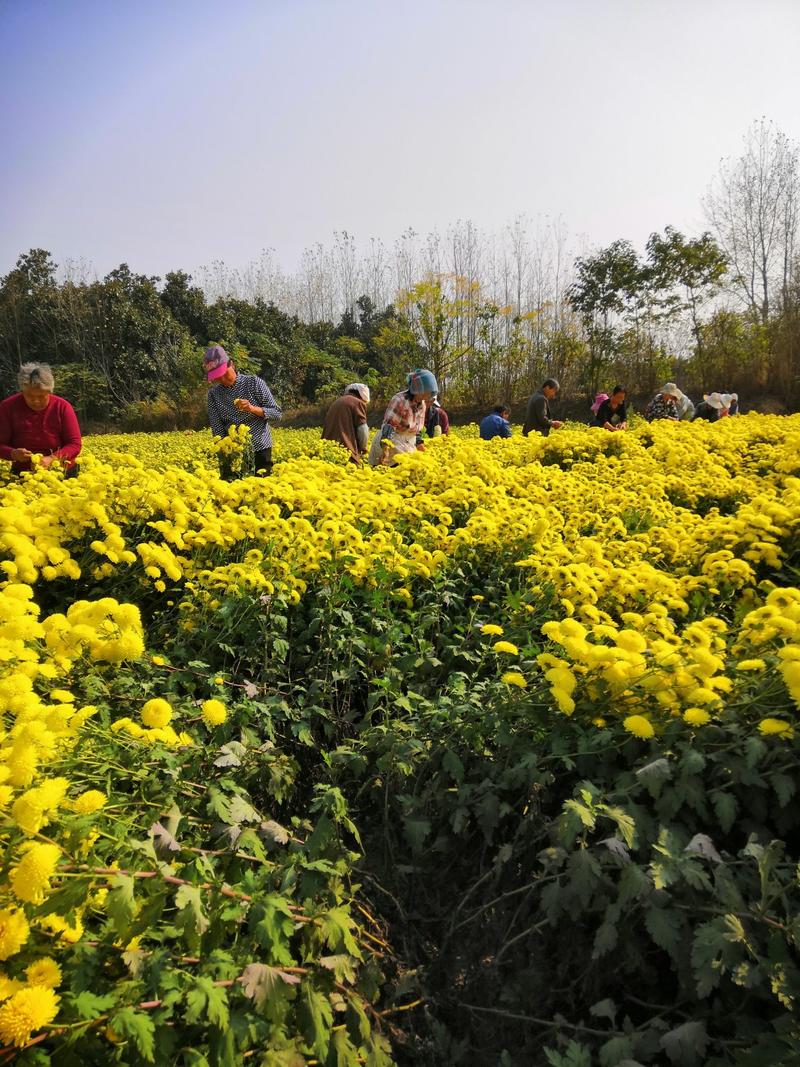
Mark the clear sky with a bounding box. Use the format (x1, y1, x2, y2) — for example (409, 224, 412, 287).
(2, 0, 800, 279)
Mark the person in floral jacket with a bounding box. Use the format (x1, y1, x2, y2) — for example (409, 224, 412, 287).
(644, 383, 681, 422)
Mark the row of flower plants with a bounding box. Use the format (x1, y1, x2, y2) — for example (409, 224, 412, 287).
(0, 415, 798, 1065)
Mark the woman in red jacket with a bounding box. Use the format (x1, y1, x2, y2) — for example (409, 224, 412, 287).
(0, 363, 82, 476)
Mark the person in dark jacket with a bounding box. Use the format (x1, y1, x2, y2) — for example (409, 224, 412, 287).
(593, 386, 628, 431)
(480, 404, 512, 440)
(522, 379, 562, 437)
(425, 397, 450, 437)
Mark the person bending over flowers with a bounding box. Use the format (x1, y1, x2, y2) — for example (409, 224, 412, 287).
(322, 383, 371, 465)
(0, 362, 81, 476)
(368, 369, 437, 466)
(593, 385, 628, 431)
(644, 382, 681, 422)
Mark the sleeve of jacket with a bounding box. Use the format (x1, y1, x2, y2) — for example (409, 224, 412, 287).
(0, 401, 14, 461)
(254, 379, 282, 422)
(55, 400, 82, 460)
(207, 392, 225, 437)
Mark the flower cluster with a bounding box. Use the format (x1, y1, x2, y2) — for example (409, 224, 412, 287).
(0, 413, 797, 1049)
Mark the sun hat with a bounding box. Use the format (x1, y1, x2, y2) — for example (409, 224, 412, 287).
(719, 393, 734, 408)
(661, 382, 682, 400)
(407, 369, 438, 395)
(703, 392, 725, 410)
(204, 345, 230, 382)
(346, 383, 370, 404)
(591, 392, 609, 414)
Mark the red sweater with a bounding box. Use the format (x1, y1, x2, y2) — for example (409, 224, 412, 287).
(0, 393, 82, 470)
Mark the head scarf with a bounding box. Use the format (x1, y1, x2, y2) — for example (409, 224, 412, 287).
(406, 368, 438, 395)
(346, 383, 370, 404)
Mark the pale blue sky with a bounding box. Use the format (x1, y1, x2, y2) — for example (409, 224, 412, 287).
(2, 0, 800, 278)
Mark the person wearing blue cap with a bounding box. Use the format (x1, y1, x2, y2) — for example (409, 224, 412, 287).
(204, 345, 282, 476)
(368, 369, 438, 466)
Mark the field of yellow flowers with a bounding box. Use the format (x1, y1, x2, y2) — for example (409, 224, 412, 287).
(1, 416, 799, 1066)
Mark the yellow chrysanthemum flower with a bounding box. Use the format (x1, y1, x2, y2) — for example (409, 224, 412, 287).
(758, 718, 794, 739)
(9, 843, 61, 904)
(71, 790, 107, 815)
(140, 698, 173, 729)
(0, 986, 60, 1047)
(623, 715, 655, 740)
(552, 687, 576, 715)
(481, 624, 504, 636)
(492, 641, 519, 656)
(39, 913, 83, 944)
(683, 707, 711, 727)
(25, 958, 62, 989)
(6, 743, 39, 788)
(201, 699, 227, 727)
(736, 659, 766, 672)
(0, 976, 22, 1002)
(0, 909, 30, 961)
(48, 689, 75, 703)
(500, 671, 527, 689)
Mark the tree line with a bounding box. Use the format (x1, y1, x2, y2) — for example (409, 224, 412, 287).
(1, 118, 797, 428)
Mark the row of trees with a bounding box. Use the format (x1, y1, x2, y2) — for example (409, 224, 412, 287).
(1, 120, 798, 426)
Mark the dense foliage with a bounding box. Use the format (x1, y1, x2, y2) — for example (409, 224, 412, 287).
(0, 416, 799, 1064)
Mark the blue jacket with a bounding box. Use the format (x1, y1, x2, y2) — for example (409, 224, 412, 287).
(479, 413, 512, 440)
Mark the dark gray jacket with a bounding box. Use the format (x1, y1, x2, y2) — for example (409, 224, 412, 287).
(523, 391, 553, 436)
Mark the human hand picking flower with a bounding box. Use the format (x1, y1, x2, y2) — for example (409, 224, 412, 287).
(234, 398, 263, 416)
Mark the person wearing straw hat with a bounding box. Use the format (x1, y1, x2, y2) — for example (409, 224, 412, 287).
(693, 392, 730, 422)
(644, 382, 681, 422)
(369, 369, 438, 466)
(322, 383, 370, 465)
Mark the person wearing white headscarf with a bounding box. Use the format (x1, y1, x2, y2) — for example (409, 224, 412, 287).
(693, 392, 730, 422)
(673, 387, 695, 421)
(321, 383, 371, 465)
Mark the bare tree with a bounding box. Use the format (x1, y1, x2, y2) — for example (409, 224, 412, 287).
(704, 118, 799, 322)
